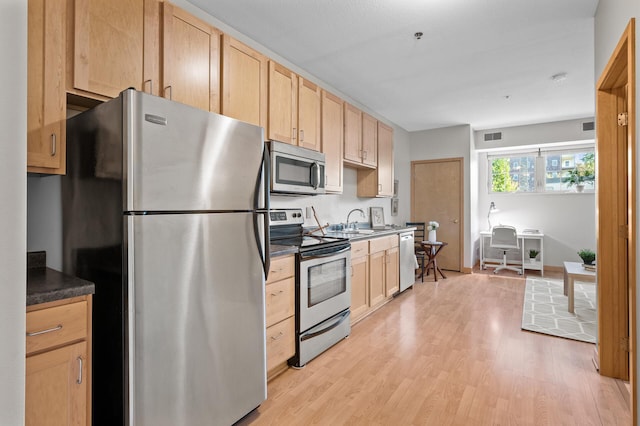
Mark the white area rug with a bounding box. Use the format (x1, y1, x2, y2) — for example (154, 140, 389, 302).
(521, 277, 596, 344)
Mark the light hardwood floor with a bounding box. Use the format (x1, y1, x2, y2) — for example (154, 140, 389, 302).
(239, 272, 631, 425)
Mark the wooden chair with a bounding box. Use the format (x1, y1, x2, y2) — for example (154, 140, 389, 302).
(406, 222, 426, 281)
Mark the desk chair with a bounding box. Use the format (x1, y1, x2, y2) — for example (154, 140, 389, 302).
(490, 225, 522, 275)
(406, 222, 426, 280)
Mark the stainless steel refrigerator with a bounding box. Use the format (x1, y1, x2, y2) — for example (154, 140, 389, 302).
(62, 89, 269, 426)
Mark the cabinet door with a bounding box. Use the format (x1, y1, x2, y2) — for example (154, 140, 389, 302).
(343, 103, 362, 164)
(26, 341, 87, 426)
(162, 2, 220, 112)
(377, 122, 394, 197)
(385, 247, 399, 297)
(268, 61, 297, 144)
(72, 0, 145, 98)
(350, 255, 369, 322)
(222, 35, 268, 129)
(321, 90, 344, 193)
(297, 78, 321, 151)
(361, 112, 378, 168)
(27, 0, 66, 174)
(369, 250, 386, 308)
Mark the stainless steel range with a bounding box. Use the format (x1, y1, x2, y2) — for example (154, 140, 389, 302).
(269, 209, 351, 367)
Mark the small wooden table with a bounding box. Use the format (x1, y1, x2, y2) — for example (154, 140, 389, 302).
(563, 261, 596, 313)
(420, 241, 448, 282)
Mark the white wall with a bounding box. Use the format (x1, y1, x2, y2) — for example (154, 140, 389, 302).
(473, 118, 597, 268)
(270, 126, 411, 228)
(0, 1, 26, 424)
(475, 117, 595, 151)
(594, 0, 640, 417)
(409, 125, 473, 269)
(477, 151, 596, 266)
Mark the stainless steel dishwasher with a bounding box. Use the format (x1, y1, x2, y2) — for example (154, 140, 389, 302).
(399, 231, 415, 292)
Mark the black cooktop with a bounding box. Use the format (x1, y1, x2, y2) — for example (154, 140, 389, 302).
(269, 209, 348, 251)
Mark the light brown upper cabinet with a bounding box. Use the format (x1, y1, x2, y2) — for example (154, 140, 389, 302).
(357, 122, 394, 197)
(28, 0, 66, 174)
(344, 104, 376, 168)
(376, 122, 394, 196)
(222, 35, 268, 129)
(321, 90, 344, 193)
(267, 61, 321, 151)
(297, 78, 321, 151)
(343, 103, 363, 165)
(268, 61, 297, 144)
(68, 0, 159, 100)
(161, 2, 220, 112)
(361, 113, 378, 168)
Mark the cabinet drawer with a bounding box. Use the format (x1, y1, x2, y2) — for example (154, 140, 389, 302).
(266, 317, 295, 372)
(350, 240, 369, 258)
(26, 301, 87, 355)
(369, 234, 397, 253)
(267, 255, 295, 284)
(266, 277, 295, 327)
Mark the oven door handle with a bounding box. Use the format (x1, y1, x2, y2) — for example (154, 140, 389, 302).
(300, 310, 350, 342)
(299, 246, 350, 260)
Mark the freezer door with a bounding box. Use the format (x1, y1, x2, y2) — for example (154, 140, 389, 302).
(126, 213, 266, 426)
(123, 90, 266, 212)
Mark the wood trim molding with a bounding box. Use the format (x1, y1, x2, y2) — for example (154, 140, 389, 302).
(595, 18, 636, 425)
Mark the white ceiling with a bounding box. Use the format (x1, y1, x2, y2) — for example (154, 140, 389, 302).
(188, 0, 599, 132)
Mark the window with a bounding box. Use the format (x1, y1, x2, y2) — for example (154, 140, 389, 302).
(488, 148, 595, 193)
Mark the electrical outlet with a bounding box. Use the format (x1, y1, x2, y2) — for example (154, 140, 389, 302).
(305, 207, 312, 219)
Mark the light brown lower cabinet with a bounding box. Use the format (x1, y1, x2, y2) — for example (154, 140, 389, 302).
(350, 235, 399, 325)
(265, 255, 295, 380)
(25, 295, 92, 426)
(350, 240, 370, 321)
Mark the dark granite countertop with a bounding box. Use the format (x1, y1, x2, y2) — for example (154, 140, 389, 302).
(27, 252, 95, 306)
(319, 225, 417, 241)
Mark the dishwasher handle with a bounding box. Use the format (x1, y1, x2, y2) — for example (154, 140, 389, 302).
(400, 232, 414, 241)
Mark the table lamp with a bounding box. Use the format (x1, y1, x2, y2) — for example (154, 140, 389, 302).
(487, 201, 499, 229)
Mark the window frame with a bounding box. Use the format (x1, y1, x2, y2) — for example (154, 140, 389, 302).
(487, 147, 595, 194)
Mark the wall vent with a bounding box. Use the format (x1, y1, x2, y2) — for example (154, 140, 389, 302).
(484, 132, 502, 141)
(582, 121, 595, 131)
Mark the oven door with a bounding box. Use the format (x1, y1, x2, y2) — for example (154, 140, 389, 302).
(298, 245, 351, 332)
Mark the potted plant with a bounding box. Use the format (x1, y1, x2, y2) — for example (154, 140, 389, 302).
(528, 249, 539, 263)
(578, 248, 596, 265)
(563, 155, 595, 192)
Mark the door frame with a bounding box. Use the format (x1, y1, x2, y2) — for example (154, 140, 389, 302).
(595, 18, 636, 423)
(410, 157, 464, 272)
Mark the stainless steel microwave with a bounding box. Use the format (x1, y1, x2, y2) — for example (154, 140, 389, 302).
(267, 141, 326, 195)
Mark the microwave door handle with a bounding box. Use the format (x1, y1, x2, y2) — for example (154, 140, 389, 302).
(310, 162, 320, 190)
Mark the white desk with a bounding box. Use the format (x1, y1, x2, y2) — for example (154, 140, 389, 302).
(480, 230, 544, 275)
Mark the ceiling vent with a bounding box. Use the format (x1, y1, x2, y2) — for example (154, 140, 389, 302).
(582, 121, 595, 131)
(484, 132, 502, 141)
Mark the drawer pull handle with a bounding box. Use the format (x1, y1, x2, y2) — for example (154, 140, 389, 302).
(270, 290, 284, 296)
(77, 357, 83, 384)
(26, 324, 62, 337)
(270, 332, 284, 341)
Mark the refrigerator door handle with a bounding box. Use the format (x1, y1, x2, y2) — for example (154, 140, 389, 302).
(253, 147, 270, 279)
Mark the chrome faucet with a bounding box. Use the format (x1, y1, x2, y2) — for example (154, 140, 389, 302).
(345, 208, 365, 230)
